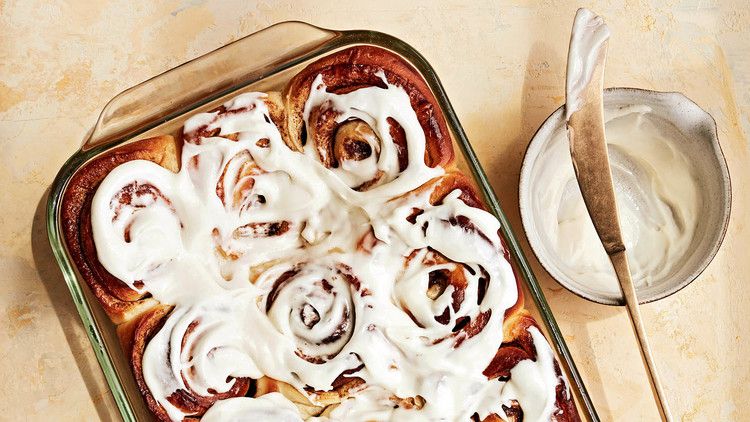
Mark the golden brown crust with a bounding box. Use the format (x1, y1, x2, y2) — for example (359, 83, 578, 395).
(425, 171, 485, 209)
(61, 135, 178, 323)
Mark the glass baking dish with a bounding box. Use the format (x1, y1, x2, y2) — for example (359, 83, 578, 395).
(46, 21, 598, 422)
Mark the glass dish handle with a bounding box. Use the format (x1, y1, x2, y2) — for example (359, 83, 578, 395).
(84, 21, 340, 151)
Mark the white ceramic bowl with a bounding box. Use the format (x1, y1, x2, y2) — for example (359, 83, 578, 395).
(519, 88, 731, 305)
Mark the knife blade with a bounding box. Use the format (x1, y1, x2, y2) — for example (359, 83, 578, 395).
(565, 8, 623, 255)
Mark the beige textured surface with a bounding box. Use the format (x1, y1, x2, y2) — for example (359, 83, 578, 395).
(1, 1, 748, 421)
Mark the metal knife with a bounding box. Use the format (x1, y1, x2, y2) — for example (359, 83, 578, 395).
(565, 8, 673, 422)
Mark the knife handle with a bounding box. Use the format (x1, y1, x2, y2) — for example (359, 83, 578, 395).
(609, 250, 674, 422)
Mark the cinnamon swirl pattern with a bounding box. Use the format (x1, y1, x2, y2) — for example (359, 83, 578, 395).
(65, 46, 579, 421)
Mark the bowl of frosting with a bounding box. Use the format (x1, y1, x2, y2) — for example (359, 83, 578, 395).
(519, 88, 731, 305)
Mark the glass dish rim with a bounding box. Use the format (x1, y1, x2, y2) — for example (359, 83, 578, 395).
(46, 20, 598, 422)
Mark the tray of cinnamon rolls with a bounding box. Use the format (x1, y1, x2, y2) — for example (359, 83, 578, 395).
(47, 22, 595, 422)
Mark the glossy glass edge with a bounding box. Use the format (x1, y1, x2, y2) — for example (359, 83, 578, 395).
(47, 21, 598, 422)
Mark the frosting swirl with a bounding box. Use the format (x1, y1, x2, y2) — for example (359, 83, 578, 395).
(202, 394, 303, 422)
(259, 262, 357, 363)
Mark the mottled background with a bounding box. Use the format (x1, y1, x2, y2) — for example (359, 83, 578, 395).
(1, 0, 748, 420)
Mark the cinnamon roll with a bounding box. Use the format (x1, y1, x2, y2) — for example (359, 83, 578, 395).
(61, 45, 580, 421)
(117, 304, 254, 421)
(62, 135, 179, 323)
(257, 262, 357, 364)
(285, 46, 453, 194)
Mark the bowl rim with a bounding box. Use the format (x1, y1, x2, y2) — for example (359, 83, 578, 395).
(518, 86, 732, 306)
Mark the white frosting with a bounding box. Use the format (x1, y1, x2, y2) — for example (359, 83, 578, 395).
(499, 328, 563, 422)
(565, 8, 610, 119)
(92, 76, 563, 420)
(532, 105, 701, 296)
(202, 393, 303, 422)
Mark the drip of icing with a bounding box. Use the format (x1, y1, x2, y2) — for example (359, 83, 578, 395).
(92, 76, 563, 421)
(202, 393, 303, 422)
